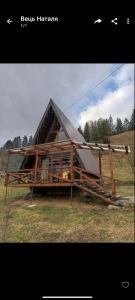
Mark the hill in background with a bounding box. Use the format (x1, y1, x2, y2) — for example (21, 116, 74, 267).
(110, 130, 134, 146)
(110, 130, 134, 167)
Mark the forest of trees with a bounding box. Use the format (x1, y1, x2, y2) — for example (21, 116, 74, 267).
(1, 135, 33, 150)
(1, 109, 134, 149)
(78, 109, 135, 143)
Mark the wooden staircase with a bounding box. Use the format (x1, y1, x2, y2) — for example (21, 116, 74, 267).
(73, 182, 116, 205)
(73, 167, 118, 206)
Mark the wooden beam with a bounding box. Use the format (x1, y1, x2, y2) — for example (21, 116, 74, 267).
(34, 150, 39, 182)
(98, 150, 103, 186)
(70, 146, 74, 182)
(74, 167, 101, 188)
(108, 149, 116, 199)
(50, 156, 53, 183)
(7, 183, 72, 187)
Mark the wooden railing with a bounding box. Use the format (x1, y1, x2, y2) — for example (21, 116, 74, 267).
(73, 166, 116, 199)
(5, 166, 72, 187)
(5, 165, 116, 199)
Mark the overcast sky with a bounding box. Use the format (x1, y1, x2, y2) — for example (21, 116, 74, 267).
(0, 63, 134, 146)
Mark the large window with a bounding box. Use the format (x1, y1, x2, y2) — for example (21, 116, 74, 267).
(8, 154, 25, 171)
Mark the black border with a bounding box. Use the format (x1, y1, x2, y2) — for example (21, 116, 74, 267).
(0, 13, 134, 300)
(0, 14, 135, 62)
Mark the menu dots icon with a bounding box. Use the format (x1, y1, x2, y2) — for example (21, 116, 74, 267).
(127, 18, 130, 24)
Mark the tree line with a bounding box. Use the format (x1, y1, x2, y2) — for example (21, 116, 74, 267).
(78, 109, 134, 143)
(1, 135, 33, 150)
(1, 109, 134, 149)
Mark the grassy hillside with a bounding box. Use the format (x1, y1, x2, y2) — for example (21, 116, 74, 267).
(93, 131, 134, 198)
(0, 178, 134, 243)
(110, 130, 134, 168)
(110, 130, 134, 146)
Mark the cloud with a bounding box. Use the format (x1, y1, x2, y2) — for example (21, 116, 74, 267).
(0, 63, 114, 146)
(79, 64, 134, 128)
(113, 63, 134, 85)
(0, 63, 133, 146)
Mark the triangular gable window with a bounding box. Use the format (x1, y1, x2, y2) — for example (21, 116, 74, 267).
(55, 127, 67, 141)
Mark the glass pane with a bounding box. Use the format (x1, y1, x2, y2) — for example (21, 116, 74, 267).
(8, 154, 24, 171)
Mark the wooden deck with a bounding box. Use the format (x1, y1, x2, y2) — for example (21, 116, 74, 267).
(5, 140, 130, 205)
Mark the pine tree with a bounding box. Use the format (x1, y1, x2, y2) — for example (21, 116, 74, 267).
(95, 119, 102, 140)
(129, 109, 135, 130)
(78, 126, 83, 136)
(123, 118, 130, 131)
(18, 136, 21, 147)
(84, 122, 90, 142)
(12, 136, 21, 148)
(28, 135, 33, 145)
(115, 118, 123, 134)
(3, 140, 13, 149)
(88, 121, 94, 141)
(22, 135, 28, 147)
(12, 137, 18, 148)
(97, 118, 111, 142)
(108, 115, 114, 134)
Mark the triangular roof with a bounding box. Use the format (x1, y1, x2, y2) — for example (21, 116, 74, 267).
(32, 99, 99, 175)
(33, 99, 85, 144)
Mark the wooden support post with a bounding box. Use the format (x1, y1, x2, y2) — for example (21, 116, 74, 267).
(59, 157, 63, 180)
(70, 185, 73, 206)
(109, 149, 116, 199)
(5, 173, 9, 186)
(38, 156, 41, 184)
(31, 187, 33, 204)
(3, 185, 8, 242)
(70, 146, 74, 182)
(34, 150, 39, 183)
(70, 147, 74, 205)
(99, 150, 103, 186)
(80, 169, 82, 181)
(50, 156, 53, 182)
(5, 151, 10, 186)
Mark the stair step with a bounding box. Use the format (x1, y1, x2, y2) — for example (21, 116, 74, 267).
(97, 190, 107, 194)
(73, 182, 115, 205)
(89, 185, 97, 189)
(102, 193, 111, 197)
(85, 185, 112, 197)
(89, 184, 101, 189)
(116, 196, 122, 200)
(90, 189, 109, 196)
(93, 188, 102, 192)
(90, 187, 112, 197)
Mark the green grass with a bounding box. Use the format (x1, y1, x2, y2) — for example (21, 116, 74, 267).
(0, 174, 134, 243)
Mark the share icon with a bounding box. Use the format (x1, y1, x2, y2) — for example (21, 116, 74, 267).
(94, 18, 102, 24)
(111, 18, 118, 25)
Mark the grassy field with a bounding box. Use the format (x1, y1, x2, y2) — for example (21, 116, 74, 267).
(110, 130, 134, 145)
(0, 131, 134, 243)
(0, 171, 134, 243)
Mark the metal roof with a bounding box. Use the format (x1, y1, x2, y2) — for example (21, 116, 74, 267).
(50, 100, 86, 143)
(76, 149, 99, 174)
(33, 99, 85, 144)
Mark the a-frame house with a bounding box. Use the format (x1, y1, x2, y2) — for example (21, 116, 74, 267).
(5, 99, 131, 205)
(29, 99, 99, 175)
